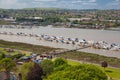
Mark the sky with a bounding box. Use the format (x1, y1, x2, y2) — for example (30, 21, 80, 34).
(0, 0, 120, 9)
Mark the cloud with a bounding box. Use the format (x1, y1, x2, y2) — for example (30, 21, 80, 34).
(0, 0, 119, 9)
(106, 0, 120, 6)
(82, 2, 97, 5)
(89, 0, 96, 2)
(70, 0, 97, 7)
(34, 0, 57, 2)
(70, 0, 97, 6)
(115, 0, 120, 2)
(0, 0, 27, 9)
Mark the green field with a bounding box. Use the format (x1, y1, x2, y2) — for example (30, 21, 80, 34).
(0, 40, 57, 53)
(0, 47, 31, 56)
(67, 59, 120, 80)
(67, 59, 81, 66)
(58, 51, 120, 68)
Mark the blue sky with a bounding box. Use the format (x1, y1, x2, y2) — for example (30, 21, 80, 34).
(0, 0, 120, 9)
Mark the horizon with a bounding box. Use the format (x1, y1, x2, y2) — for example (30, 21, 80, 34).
(0, 7, 120, 10)
(0, 0, 120, 9)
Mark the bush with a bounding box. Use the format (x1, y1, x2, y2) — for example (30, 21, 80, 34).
(54, 58, 67, 67)
(19, 62, 34, 80)
(47, 64, 107, 80)
(101, 61, 108, 68)
(54, 64, 71, 71)
(11, 54, 24, 59)
(40, 59, 54, 76)
(0, 53, 5, 60)
(19, 62, 43, 80)
(27, 63, 43, 80)
(0, 58, 16, 80)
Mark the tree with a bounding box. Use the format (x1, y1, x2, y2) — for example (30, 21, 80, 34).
(0, 53, 5, 60)
(40, 59, 54, 76)
(27, 63, 43, 80)
(19, 62, 43, 80)
(0, 58, 16, 80)
(11, 53, 24, 60)
(72, 20, 79, 24)
(19, 62, 34, 80)
(18, 73, 22, 80)
(47, 64, 107, 80)
(101, 61, 108, 70)
(54, 58, 67, 67)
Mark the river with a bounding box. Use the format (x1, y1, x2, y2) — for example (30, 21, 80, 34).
(0, 26, 120, 58)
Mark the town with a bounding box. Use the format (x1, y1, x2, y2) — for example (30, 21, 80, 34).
(0, 9, 120, 30)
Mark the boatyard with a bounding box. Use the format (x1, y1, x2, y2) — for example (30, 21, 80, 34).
(0, 29, 120, 51)
(0, 27, 120, 58)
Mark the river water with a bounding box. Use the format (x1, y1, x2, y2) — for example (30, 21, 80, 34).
(0, 26, 120, 58)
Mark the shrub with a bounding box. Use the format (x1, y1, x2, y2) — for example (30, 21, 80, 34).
(40, 59, 54, 76)
(47, 64, 107, 80)
(54, 58, 67, 67)
(54, 64, 71, 71)
(11, 54, 24, 59)
(0, 58, 16, 80)
(19, 62, 34, 80)
(19, 62, 43, 80)
(0, 53, 5, 60)
(27, 63, 43, 80)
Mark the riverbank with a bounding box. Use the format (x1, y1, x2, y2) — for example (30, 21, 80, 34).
(105, 28, 120, 31)
(0, 40, 120, 68)
(1, 24, 120, 31)
(57, 51, 120, 68)
(0, 26, 120, 58)
(0, 33, 120, 58)
(0, 40, 57, 53)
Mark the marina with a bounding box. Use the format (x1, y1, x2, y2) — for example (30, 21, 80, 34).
(0, 30, 120, 51)
(0, 26, 120, 58)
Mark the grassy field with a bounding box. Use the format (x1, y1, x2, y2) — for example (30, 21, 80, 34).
(0, 47, 31, 56)
(0, 40, 57, 54)
(0, 48, 23, 55)
(67, 59, 120, 80)
(102, 67, 120, 80)
(67, 59, 80, 66)
(58, 51, 120, 68)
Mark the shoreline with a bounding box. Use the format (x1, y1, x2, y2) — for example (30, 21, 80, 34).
(0, 34, 120, 58)
(105, 28, 120, 31)
(1, 25, 120, 31)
